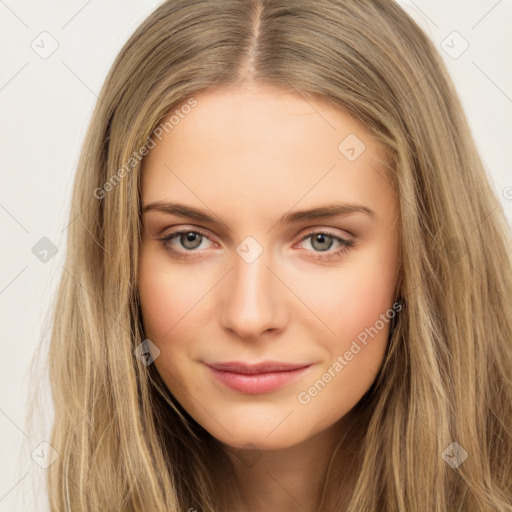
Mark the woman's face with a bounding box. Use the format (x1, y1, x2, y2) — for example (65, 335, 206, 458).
(138, 85, 400, 450)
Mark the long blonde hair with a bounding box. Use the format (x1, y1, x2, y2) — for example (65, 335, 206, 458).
(29, 0, 512, 510)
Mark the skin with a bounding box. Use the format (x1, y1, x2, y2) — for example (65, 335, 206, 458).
(137, 84, 400, 512)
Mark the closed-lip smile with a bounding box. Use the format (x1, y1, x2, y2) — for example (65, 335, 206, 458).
(204, 360, 313, 394)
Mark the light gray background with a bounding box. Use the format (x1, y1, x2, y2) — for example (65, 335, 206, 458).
(1, 1, 511, 510)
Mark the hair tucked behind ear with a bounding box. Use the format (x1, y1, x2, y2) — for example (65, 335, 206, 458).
(27, 0, 512, 510)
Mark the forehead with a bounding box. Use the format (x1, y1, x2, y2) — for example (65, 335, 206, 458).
(140, 86, 396, 224)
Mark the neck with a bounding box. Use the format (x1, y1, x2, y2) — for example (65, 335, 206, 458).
(216, 410, 362, 512)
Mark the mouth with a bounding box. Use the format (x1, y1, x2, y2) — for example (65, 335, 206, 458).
(204, 361, 313, 394)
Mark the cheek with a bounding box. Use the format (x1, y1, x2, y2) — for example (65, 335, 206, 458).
(296, 265, 394, 425)
(337, 272, 394, 339)
(295, 257, 396, 347)
(137, 248, 210, 340)
(137, 255, 201, 386)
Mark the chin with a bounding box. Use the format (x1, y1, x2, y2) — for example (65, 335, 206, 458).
(219, 429, 306, 452)
(197, 405, 319, 451)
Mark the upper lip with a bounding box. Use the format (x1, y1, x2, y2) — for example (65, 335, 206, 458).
(205, 361, 312, 374)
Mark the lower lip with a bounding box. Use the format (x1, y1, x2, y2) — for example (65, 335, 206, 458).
(207, 366, 311, 394)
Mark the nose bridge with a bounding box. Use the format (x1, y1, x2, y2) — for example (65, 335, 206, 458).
(220, 239, 285, 339)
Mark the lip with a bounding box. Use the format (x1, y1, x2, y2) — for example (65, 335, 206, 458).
(205, 361, 313, 394)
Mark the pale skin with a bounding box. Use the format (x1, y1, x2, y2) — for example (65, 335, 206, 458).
(137, 84, 400, 512)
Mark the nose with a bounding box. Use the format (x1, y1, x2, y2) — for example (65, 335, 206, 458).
(219, 247, 287, 340)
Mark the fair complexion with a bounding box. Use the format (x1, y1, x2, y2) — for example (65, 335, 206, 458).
(137, 85, 400, 512)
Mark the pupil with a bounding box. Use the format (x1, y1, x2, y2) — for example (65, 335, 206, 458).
(182, 232, 201, 249)
(314, 233, 332, 251)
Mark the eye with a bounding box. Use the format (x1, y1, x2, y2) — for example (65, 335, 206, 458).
(157, 227, 355, 262)
(294, 230, 355, 262)
(158, 228, 217, 260)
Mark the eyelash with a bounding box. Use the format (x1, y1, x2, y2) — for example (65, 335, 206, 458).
(158, 228, 355, 262)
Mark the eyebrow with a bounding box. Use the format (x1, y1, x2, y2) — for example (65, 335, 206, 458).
(143, 200, 376, 226)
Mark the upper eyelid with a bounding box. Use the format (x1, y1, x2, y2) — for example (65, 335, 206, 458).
(162, 224, 352, 239)
(162, 227, 218, 244)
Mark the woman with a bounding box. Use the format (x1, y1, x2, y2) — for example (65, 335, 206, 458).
(34, 0, 512, 510)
